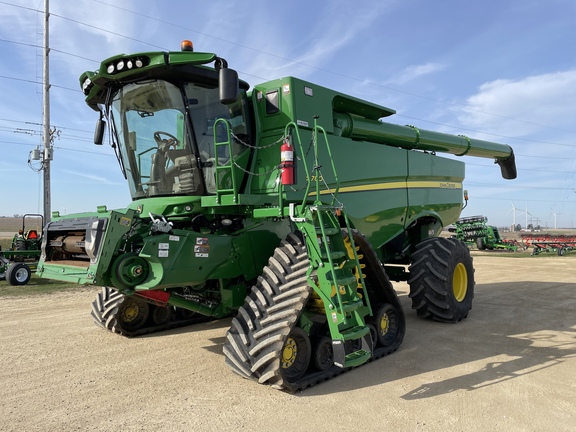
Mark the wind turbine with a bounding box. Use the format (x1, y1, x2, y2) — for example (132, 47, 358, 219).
(524, 204, 533, 229)
(506, 202, 525, 229)
(553, 212, 562, 229)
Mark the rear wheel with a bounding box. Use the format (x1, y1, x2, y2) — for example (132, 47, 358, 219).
(476, 237, 485, 250)
(13, 240, 27, 262)
(6, 262, 31, 286)
(408, 237, 474, 322)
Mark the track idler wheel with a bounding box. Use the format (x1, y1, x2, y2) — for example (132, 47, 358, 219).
(369, 303, 402, 347)
(91, 286, 150, 336)
(281, 327, 312, 382)
(312, 336, 334, 371)
(151, 304, 173, 325)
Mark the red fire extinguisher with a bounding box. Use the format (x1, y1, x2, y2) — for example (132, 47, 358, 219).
(280, 138, 295, 185)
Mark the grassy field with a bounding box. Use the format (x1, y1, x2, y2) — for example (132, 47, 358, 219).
(0, 216, 44, 233)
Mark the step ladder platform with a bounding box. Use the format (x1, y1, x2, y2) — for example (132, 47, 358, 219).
(344, 349, 372, 367)
(339, 325, 370, 340)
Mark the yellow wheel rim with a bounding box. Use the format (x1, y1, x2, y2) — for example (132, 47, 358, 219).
(282, 337, 297, 369)
(452, 262, 468, 302)
(380, 313, 389, 336)
(122, 303, 139, 322)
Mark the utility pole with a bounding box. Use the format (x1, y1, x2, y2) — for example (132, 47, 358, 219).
(42, 0, 52, 224)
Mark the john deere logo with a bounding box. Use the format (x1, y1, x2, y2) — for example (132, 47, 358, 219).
(439, 182, 457, 189)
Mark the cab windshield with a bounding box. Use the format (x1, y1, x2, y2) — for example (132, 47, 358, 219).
(110, 79, 249, 199)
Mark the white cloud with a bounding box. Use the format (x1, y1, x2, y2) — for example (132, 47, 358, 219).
(456, 69, 576, 137)
(387, 62, 446, 85)
(229, 1, 396, 82)
(62, 169, 120, 185)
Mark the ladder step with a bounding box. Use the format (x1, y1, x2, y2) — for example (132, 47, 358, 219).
(321, 250, 346, 260)
(340, 260, 359, 271)
(316, 227, 341, 236)
(339, 325, 370, 340)
(344, 349, 371, 367)
(341, 299, 363, 313)
(326, 271, 357, 286)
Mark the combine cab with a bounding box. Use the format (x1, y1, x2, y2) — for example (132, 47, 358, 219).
(37, 41, 516, 391)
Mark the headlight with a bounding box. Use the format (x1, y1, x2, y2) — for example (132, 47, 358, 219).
(104, 57, 149, 75)
(82, 78, 92, 95)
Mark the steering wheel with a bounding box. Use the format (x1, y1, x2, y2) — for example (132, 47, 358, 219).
(153, 131, 179, 151)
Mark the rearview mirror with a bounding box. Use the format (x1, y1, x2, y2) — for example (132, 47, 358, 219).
(94, 118, 106, 145)
(219, 67, 239, 104)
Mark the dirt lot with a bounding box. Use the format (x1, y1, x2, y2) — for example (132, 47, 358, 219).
(1, 253, 575, 432)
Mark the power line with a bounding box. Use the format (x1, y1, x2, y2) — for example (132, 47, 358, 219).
(3, 0, 574, 138)
(0, 117, 92, 134)
(88, 0, 575, 135)
(0, 0, 37, 13)
(0, 38, 100, 63)
(0, 139, 114, 156)
(50, 13, 167, 51)
(0, 74, 79, 92)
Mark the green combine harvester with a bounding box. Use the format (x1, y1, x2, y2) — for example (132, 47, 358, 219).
(37, 40, 516, 391)
(450, 215, 517, 251)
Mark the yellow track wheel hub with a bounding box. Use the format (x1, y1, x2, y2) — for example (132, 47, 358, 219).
(452, 262, 468, 302)
(379, 313, 389, 336)
(122, 303, 140, 322)
(282, 337, 298, 369)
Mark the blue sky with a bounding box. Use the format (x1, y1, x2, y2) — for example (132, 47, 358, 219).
(1, 0, 575, 229)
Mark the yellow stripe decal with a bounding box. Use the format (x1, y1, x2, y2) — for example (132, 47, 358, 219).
(313, 181, 462, 196)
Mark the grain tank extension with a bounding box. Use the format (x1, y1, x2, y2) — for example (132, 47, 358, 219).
(37, 41, 516, 391)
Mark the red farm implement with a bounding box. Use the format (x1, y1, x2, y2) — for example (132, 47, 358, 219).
(521, 233, 576, 256)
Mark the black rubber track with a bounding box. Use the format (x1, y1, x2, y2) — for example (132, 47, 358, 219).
(90, 286, 212, 337)
(407, 237, 475, 323)
(223, 233, 312, 390)
(224, 231, 406, 392)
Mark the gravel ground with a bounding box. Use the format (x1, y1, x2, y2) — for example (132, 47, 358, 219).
(1, 253, 575, 432)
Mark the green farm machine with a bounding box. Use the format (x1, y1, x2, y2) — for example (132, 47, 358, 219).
(450, 215, 517, 251)
(0, 214, 43, 285)
(37, 41, 516, 391)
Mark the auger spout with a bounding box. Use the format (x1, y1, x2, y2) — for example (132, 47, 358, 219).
(333, 112, 517, 179)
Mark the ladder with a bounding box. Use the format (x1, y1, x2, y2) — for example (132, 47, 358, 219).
(212, 118, 238, 205)
(289, 118, 373, 368)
